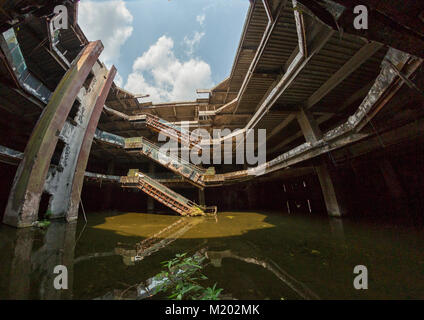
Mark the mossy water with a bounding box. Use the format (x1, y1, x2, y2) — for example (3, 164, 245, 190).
(0, 211, 423, 299)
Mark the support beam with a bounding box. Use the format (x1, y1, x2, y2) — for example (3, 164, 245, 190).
(3, 41, 103, 228)
(379, 159, 408, 213)
(297, 106, 346, 217)
(315, 160, 346, 217)
(297, 107, 323, 143)
(67, 66, 117, 222)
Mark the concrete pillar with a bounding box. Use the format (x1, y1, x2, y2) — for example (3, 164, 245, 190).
(315, 160, 346, 217)
(45, 62, 110, 219)
(379, 159, 406, 200)
(3, 41, 103, 228)
(379, 159, 408, 213)
(67, 66, 116, 222)
(297, 107, 346, 217)
(297, 107, 322, 144)
(147, 162, 155, 213)
(198, 188, 205, 206)
(103, 161, 115, 211)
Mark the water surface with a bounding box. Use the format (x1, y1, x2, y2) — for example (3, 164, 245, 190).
(0, 211, 423, 299)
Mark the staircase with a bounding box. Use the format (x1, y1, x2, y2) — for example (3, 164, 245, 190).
(121, 169, 216, 216)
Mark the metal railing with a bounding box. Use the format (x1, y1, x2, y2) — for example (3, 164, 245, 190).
(121, 171, 206, 216)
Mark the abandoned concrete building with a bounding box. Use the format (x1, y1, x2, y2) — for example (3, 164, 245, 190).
(0, 0, 423, 300)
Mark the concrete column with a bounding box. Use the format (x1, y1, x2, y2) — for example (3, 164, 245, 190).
(3, 41, 103, 228)
(297, 107, 346, 217)
(315, 160, 346, 217)
(297, 107, 322, 144)
(103, 161, 115, 211)
(379, 159, 406, 200)
(45, 62, 110, 219)
(147, 162, 155, 213)
(379, 159, 408, 213)
(198, 188, 205, 206)
(67, 66, 117, 222)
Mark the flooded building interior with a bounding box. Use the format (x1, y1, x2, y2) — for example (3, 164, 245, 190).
(0, 0, 424, 300)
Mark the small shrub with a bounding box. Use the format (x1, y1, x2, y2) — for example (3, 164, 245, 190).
(154, 253, 223, 300)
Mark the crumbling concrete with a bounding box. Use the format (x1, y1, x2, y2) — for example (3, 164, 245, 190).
(3, 41, 103, 228)
(45, 62, 109, 219)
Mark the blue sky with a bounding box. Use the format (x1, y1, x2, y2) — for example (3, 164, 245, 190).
(78, 0, 249, 102)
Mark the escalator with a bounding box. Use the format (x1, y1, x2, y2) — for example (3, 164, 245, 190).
(124, 137, 206, 188)
(129, 114, 203, 154)
(121, 169, 217, 216)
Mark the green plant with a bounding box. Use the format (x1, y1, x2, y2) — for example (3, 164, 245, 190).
(201, 283, 223, 300)
(33, 220, 51, 229)
(154, 253, 223, 300)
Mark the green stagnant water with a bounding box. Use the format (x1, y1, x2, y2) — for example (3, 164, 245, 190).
(0, 211, 423, 299)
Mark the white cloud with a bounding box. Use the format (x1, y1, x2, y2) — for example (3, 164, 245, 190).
(196, 13, 206, 26)
(183, 31, 205, 56)
(124, 35, 213, 103)
(78, 0, 133, 65)
(114, 72, 124, 88)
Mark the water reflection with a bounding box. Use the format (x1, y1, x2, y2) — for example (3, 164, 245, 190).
(329, 218, 345, 241)
(2, 221, 77, 299)
(206, 250, 319, 300)
(1, 211, 423, 300)
(8, 228, 33, 299)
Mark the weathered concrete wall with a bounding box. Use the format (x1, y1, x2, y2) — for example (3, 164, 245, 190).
(45, 62, 108, 219)
(67, 66, 117, 222)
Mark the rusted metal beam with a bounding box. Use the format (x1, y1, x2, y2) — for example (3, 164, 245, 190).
(3, 41, 103, 228)
(67, 65, 117, 222)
